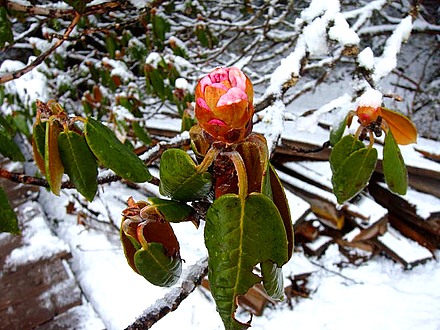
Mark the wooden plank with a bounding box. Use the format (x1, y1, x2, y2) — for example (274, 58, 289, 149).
(0, 259, 82, 330)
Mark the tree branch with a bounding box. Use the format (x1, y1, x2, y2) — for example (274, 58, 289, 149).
(5, 1, 123, 18)
(0, 12, 81, 84)
(125, 257, 209, 330)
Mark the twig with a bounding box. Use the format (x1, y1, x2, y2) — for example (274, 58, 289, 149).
(5, 1, 123, 18)
(309, 260, 364, 285)
(0, 12, 81, 84)
(125, 257, 209, 330)
(282, 141, 331, 154)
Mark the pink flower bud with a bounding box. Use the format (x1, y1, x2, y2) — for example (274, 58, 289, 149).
(195, 67, 254, 143)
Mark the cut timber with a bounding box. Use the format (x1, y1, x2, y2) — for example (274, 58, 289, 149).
(376, 226, 433, 269)
(369, 181, 440, 247)
(0, 200, 80, 330)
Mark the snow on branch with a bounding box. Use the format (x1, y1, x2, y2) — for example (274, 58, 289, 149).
(125, 257, 208, 330)
(371, 16, 413, 83)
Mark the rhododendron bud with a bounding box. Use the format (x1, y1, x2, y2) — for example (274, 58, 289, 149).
(355, 89, 417, 145)
(195, 67, 254, 143)
(357, 106, 382, 126)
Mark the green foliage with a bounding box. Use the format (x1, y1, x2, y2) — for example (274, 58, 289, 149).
(383, 130, 408, 195)
(45, 117, 64, 196)
(58, 131, 98, 201)
(159, 148, 212, 201)
(84, 117, 152, 183)
(0, 186, 20, 235)
(205, 193, 289, 329)
(330, 135, 378, 204)
(0, 119, 25, 162)
(332, 146, 378, 204)
(330, 113, 349, 147)
(147, 197, 196, 223)
(0, 7, 13, 49)
(133, 242, 182, 287)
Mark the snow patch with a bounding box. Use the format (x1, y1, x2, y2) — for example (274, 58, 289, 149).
(357, 88, 383, 108)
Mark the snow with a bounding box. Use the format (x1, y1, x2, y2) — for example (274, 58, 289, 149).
(4, 201, 69, 270)
(0, 59, 49, 113)
(175, 77, 189, 90)
(372, 16, 413, 82)
(128, 0, 149, 9)
(357, 47, 375, 70)
(357, 88, 383, 108)
(328, 13, 360, 46)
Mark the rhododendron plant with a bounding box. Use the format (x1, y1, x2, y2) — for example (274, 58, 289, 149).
(121, 67, 293, 330)
(329, 88, 418, 204)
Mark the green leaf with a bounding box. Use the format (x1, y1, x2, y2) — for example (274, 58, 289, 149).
(58, 131, 98, 201)
(63, 0, 87, 13)
(152, 14, 170, 42)
(330, 113, 348, 146)
(84, 117, 152, 183)
(159, 149, 212, 201)
(0, 129, 25, 162)
(0, 7, 13, 49)
(45, 118, 64, 196)
(329, 134, 365, 173)
(332, 147, 378, 204)
(196, 25, 209, 48)
(134, 242, 182, 287)
(147, 197, 195, 223)
(205, 193, 289, 329)
(383, 131, 408, 195)
(0, 186, 20, 235)
(261, 163, 294, 256)
(149, 69, 165, 98)
(132, 122, 152, 146)
(32, 121, 47, 175)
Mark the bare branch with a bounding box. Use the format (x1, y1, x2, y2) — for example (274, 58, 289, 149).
(5, 1, 124, 18)
(0, 12, 81, 84)
(125, 257, 209, 330)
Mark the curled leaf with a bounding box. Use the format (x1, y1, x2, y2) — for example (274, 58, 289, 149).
(381, 107, 417, 145)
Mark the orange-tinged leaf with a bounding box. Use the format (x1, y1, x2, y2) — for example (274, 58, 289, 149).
(45, 117, 64, 195)
(381, 107, 417, 145)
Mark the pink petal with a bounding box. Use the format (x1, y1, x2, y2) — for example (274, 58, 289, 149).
(228, 67, 246, 91)
(209, 68, 229, 83)
(199, 76, 212, 94)
(210, 83, 229, 91)
(196, 97, 211, 111)
(217, 87, 248, 107)
(207, 119, 227, 126)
